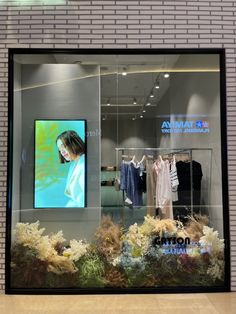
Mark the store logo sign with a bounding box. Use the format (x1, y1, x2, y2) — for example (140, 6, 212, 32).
(161, 120, 210, 134)
(153, 236, 212, 255)
(153, 236, 190, 254)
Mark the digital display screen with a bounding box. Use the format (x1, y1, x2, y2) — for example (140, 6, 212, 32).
(34, 120, 86, 208)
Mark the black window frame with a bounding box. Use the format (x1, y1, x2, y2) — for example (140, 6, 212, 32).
(5, 48, 230, 294)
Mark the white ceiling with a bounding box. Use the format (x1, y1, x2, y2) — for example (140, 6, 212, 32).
(14, 53, 220, 120)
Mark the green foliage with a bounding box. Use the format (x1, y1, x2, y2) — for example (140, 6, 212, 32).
(77, 253, 105, 288)
(35, 121, 67, 191)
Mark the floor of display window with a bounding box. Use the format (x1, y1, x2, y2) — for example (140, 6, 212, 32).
(0, 293, 235, 313)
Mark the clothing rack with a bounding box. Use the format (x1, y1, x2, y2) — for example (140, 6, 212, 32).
(116, 147, 213, 216)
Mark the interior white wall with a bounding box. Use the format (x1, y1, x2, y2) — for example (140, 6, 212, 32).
(166, 71, 223, 237)
(13, 64, 101, 242)
(101, 118, 157, 166)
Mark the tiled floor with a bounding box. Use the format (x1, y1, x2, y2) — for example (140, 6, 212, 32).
(0, 293, 236, 314)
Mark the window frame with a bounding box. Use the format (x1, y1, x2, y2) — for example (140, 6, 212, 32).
(5, 48, 230, 294)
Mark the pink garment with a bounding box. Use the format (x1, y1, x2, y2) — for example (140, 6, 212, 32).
(153, 157, 173, 219)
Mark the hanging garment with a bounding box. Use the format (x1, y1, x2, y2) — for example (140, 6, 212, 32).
(153, 157, 173, 219)
(120, 160, 146, 207)
(146, 159, 156, 217)
(174, 160, 203, 217)
(170, 155, 179, 202)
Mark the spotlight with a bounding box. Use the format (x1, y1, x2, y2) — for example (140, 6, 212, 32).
(149, 90, 154, 98)
(133, 97, 137, 105)
(154, 82, 160, 89)
(122, 67, 127, 76)
(143, 109, 146, 113)
(132, 117, 136, 121)
(146, 102, 151, 106)
(164, 73, 169, 78)
(107, 99, 111, 106)
(102, 116, 106, 121)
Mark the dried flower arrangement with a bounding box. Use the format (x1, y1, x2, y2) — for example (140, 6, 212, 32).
(95, 215, 123, 262)
(10, 215, 225, 289)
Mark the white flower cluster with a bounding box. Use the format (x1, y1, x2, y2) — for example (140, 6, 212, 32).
(199, 226, 225, 281)
(14, 221, 66, 261)
(13, 221, 89, 274)
(199, 226, 224, 255)
(63, 239, 89, 262)
(112, 256, 120, 267)
(125, 223, 149, 255)
(207, 258, 224, 281)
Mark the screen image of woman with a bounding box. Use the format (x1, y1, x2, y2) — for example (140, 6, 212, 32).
(56, 130, 85, 207)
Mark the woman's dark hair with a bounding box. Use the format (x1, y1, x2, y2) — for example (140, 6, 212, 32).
(56, 130, 85, 163)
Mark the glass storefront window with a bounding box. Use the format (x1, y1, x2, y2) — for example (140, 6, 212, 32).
(6, 50, 229, 293)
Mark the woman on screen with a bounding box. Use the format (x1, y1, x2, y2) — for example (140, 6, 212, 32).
(56, 130, 85, 207)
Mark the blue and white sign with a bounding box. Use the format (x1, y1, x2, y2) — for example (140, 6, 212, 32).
(161, 120, 210, 134)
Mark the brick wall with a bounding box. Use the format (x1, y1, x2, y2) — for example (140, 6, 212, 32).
(0, 0, 236, 293)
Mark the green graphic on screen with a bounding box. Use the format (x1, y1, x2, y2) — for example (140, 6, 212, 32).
(34, 120, 86, 208)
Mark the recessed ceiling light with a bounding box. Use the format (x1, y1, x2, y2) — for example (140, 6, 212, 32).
(133, 97, 137, 105)
(122, 67, 127, 76)
(150, 91, 154, 98)
(146, 102, 151, 106)
(143, 109, 146, 113)
(140, 115, 143, 118)
(154, 82, 160, 89)
(164, 73, 169, 78)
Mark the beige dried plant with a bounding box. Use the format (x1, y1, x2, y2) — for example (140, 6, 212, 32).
(47, 255, 78, 274)
(152, 218, 178, 236)
(95, 216, 123, 262)
(185, 215, 209, 241)
(105, 266, 127, 288)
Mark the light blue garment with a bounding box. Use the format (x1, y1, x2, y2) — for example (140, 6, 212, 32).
(64, 154, 85, 207)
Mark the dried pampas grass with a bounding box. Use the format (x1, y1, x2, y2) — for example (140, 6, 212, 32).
(95, 216, 123, 262)
(152, 218, 178, 236)
(185, 215, 209, 241)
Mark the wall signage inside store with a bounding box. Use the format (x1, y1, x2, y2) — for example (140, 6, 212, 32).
(161, 120, 210, 134)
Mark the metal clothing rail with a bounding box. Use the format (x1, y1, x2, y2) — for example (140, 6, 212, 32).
(115, 147, 213, 216)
